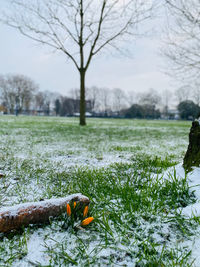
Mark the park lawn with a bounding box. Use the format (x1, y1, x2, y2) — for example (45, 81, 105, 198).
(0, 116, 199, 266)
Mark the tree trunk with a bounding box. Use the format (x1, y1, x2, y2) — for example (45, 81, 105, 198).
(79, 69, 86, 126)
(0, 193, 90, 233)
(183, 121, 200, 172)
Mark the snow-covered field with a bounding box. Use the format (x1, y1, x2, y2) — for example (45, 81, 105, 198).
(0, 116, 199, 266)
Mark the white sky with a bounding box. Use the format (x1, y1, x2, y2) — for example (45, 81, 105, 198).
(0, 14, 175, 97)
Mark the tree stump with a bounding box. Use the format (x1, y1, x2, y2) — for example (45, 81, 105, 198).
(183, 121, 200, 171)
(0, 193, 89, 233)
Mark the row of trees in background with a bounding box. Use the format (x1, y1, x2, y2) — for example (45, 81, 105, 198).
(177, 101, 200, 120)
(0, 74, 131, 116)
(1, 0, 154, 125)
(124, 104, 161, 119)
(125, 100, 200, 120)
(1, 1, 200, 124)
(0, 74, 38, 114)
(0, 74, 58, 115)
(0, 73, 200, 120)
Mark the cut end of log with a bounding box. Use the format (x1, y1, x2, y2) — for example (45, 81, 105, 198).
(0, 193, 90, 233)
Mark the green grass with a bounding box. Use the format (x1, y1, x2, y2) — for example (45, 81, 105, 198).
(0, 116, 198, 266)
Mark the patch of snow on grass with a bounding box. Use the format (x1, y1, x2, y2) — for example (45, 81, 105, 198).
(161, 164, 200, 266)
(188, 167, 200, 199)
(176, 166, 200, 217)
(165, 165, 200, 267)
(182, 167, 200, 267)
(22, 230, 48, 267)
(181, 202, 200, 217)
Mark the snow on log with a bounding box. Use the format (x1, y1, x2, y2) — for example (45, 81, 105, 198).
(0, 193, 90, 233)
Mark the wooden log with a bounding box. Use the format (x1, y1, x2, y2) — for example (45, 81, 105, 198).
(0, 193, 89, 233)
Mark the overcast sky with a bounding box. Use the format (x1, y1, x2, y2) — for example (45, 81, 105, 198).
(0, 12, 175, 97)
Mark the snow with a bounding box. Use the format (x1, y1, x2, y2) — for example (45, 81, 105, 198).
(50, 153, 128, 169)
(172, 165, 200, 267)
(0, 117, 197, 265)
(190, 238, 200, 266)
(3, 164, 200, 266)
(154, 164, 200, 266)
(20, 230, 48, 267)
(181, 167, 200, 267)
(9, 161, 197, 267)
(181, 202, 200, 217)
(174, 166, 200, 216)
(162, 163, 186, 180)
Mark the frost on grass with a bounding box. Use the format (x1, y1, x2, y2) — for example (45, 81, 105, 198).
(180, 167, 200, 267)
(0, 116, 197, 266)
(0, 117, 188, 207)
(162, 164, 200, 267)
(1, 164, 196, 266)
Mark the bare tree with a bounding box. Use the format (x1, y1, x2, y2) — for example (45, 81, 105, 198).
(126, 90, 135, 106)
(0, 75, 15, 113)
(43, 91, 53, 115)
(162, 89, 172, 116)
(0, 74, 38, 114)
(54, 98, 61, 116)
(138, 88, 161, 106)
(99, 88, 112, 115)
(86, 86, 100, 112)
(162, 89, 171, 106)
(69, 88, 81, 113)
(192, 84, 200, 106)
(11, 75, 38, 112)
(35, 91, 45, 111)
(1, 0, 154, 125)
(34, 90, 58, 115)
(69, 88, 80, 101)
(163, 0, 200, 82)
(112, 88, 127, 113)
(175, 85, 191, 103)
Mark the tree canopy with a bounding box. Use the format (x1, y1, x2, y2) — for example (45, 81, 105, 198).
(177, 100, 200, 120)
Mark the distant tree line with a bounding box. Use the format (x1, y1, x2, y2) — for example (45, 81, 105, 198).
(54, 97, 92, 117)
(0, 74, 38, 115)
(0, 74, 60, 116)
(0, 73, 200, 120)
(177, 100, 200, 120)
(124, 104, 161, 119)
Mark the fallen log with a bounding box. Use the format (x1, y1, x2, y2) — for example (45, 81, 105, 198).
(0, 193, 89, 233)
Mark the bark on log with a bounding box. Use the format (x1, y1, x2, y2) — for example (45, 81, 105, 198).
(0, 193, 89, 233)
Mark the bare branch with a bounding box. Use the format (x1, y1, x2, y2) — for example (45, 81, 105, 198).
(163, 0, 200, 82)
(0, 0, 154, 125)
